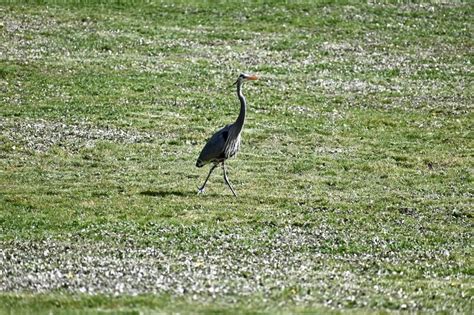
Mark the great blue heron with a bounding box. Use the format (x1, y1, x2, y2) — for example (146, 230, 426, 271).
(195, 73, 258, 196)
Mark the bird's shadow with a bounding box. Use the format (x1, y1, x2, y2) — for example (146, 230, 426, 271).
(140, 189, 228, 198)
(140, 190, 192, 197)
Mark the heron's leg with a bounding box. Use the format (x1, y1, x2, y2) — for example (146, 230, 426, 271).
(222, 162, 237, 197)
(198, 163, 218, 194)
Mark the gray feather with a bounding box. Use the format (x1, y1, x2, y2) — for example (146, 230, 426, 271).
(196, 124, 231, 167)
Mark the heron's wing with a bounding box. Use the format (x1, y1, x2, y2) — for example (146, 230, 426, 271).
(196, 124, 231, 166)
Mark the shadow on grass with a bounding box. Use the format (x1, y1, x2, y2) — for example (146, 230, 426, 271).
(140, 190, 192, 197)
(141, 189, 235, 198)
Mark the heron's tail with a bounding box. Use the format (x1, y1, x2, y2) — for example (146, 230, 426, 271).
(196, 159, 205, 168)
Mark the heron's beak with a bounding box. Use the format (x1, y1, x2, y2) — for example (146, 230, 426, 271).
(246, 75, 258, 80)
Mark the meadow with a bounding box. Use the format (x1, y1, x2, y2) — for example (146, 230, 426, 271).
(0, 1, 472, 314)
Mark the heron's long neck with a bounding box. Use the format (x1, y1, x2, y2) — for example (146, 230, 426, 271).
(234, 81, 246, 134)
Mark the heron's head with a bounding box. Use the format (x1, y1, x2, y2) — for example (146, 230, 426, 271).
(233, 73, 258, 85)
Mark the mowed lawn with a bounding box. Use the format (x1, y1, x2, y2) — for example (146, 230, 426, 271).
(0, 1, 472, 314)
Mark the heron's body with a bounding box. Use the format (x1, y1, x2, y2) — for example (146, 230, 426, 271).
(196, 73, 257, 196)
(195, 124, 241, 167)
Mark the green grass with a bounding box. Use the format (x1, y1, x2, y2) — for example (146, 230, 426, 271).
(0, 1, 473, 314)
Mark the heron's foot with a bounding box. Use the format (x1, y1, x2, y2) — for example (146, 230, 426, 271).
(197, 187, 205, 195)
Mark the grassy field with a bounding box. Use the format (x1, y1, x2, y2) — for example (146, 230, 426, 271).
(0, 1, 472, 314)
